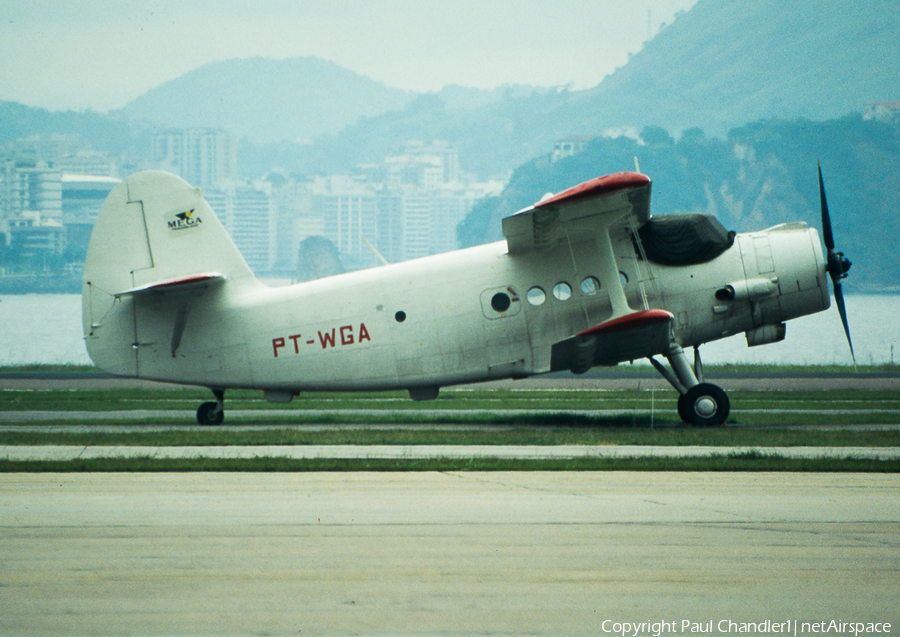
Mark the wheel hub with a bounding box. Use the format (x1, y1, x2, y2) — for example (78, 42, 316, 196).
(694, 397, 718, 418)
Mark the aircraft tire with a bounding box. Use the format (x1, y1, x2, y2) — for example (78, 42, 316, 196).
(678, 383, 729, 427)
(197, 401, 224, 426)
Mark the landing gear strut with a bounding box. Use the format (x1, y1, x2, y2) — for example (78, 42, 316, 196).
(197, 389, 225, 425)
(650, 345, 729, 427)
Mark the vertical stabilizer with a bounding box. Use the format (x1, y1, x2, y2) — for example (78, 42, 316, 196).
(82, 170, 255, 375)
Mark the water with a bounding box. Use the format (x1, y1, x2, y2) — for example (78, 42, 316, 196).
(0, 293, 897, 367)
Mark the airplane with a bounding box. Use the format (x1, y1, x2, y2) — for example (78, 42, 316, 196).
(81, 165, 853, 426)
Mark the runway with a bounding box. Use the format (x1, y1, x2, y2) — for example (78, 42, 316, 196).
(1, 472, 897, 636)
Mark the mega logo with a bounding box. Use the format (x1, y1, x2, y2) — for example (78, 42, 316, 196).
(168, 209, 203, 231)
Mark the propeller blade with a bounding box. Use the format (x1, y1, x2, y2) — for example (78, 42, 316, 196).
(817, 162, 855, 365)
(832, 279, 856, 365)
(818, 161, 835, 250)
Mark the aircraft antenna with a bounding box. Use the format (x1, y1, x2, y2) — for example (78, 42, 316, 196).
(363, 236, 389, 266)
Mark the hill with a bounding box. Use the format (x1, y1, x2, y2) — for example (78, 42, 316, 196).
(457, 115, 900, 291)
(0, 101, 146, 152)
(561, 0, 900, 136)
(9, 0, 895, 180)
(238, 0, 899, 178)
(114, 57, 416, 143)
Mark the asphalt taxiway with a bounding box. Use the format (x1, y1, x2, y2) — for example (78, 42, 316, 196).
(4, 443, 900, 461)
(1, 472, 897, 636)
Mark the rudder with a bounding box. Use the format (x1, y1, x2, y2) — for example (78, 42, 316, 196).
(82, 170, 255, 375)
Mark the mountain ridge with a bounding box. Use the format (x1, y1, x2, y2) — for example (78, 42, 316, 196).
(4, 0, 897, 178)
(564, 0, 900, 135)
(113, 56, 417, 143)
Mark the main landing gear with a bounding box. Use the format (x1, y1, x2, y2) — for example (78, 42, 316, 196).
(649, 344, 730, 427)
(197, 389, 225, 425)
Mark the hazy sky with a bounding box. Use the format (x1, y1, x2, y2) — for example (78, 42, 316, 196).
(2, 0, 698, 113)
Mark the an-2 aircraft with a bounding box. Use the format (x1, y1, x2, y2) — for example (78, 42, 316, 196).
(82, 165, 853, 426)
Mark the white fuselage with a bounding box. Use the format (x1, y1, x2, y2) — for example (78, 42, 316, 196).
(119, 222, 829, 396)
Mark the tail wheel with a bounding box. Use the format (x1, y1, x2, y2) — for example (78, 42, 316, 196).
(197, 401, 224, 426)
(678, 383, 730, 427)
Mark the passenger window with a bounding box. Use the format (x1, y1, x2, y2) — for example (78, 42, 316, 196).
(526, 287, 546, 306)
(580, 276, 601, 295)
(552, 282, 572, 301)
(491, 292, 511, 313)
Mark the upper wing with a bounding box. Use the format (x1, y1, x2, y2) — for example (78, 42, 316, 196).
(503, 172, 650, 254)
(501, 172, 651, 255)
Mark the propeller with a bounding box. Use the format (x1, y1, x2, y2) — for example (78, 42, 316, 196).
(818, 161, 855, 364)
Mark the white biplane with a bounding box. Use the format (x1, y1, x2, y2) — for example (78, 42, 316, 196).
(82, 166, 852, 426)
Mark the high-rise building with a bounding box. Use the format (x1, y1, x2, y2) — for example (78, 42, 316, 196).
(152, 129, 237, 188)
(61, 174, 120, 272)
(205, 181, 277, 273)
(311, 176, 379, 270)
(0, 161, 62, 222)
(268, 141, 503, 271)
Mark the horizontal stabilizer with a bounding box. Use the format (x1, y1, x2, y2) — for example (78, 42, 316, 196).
(115, 273, 225, 297)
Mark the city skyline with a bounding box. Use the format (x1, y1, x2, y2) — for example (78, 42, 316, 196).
(2, 0, 698, 113)
(0, 130, 505, 283)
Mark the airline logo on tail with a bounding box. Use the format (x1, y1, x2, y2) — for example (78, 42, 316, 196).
(168, 209, 203, 231)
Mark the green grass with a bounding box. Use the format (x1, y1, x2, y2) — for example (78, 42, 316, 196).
(2, 386, 899, 430)
(2, 378, 898, 471)
(2, 386, 899, 409)
(2, 424, 899, 448)
(0, 364, 101, 373)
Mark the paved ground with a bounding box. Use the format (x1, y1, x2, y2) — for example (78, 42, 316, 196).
(4, 443, 900, 461)
(1, 472, 897, 636)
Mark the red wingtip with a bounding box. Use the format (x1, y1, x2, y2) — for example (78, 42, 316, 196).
(536, 172, 650, 209)
(577, 309, 673, 338)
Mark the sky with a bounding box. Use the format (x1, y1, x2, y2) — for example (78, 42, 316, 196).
(1, 0, 698, 113)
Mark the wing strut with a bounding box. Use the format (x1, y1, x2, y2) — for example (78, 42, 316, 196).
(595, 218, 632, 318)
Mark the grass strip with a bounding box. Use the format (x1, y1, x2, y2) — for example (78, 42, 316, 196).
(3, 388, 900, 412)
(1, 454, 898, 472)
(3, 426, 900, 447)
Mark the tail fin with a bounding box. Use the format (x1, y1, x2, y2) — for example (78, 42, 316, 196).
(82, 170, 255, 375)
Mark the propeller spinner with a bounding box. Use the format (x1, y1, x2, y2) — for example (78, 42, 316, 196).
(818, 162, 855, 363)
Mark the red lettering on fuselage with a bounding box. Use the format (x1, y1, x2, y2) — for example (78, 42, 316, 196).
(272, 323, 371, 357)
(318, 329, 336, 348)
